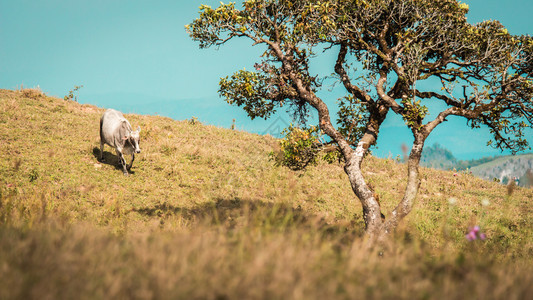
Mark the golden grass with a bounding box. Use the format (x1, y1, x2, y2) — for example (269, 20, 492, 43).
(1, 89, 533, 299)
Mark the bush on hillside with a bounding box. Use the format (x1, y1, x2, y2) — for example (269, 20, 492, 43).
(271, 125, 321, 171)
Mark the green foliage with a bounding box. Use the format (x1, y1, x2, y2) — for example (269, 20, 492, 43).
(189, 0, 533, 155)
(336, 95, 369, 144)
(185, 2, 243, 49)
(28, 169, 39, 182)
(219, 69, 278, 120)
(64, 85, 83, 102)
(189, 1, 322, 124)
(193, 0, 528, 140)
(322, 149, 341, 164)
(189, 0, 533, 237)
(400, 97, 428, 130)
(271, 125, 320, 171)
(188, 116, 200, 125)
(270, 123, 342, 169)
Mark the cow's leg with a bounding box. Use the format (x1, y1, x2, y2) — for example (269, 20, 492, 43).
(127, 153, 135, 171)
(121, 154, 129, 175)
(99, 141, 105, 162)
(116, 149, 128, 175)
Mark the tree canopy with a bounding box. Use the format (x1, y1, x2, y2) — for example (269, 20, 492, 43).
(188, 0, 533, 240)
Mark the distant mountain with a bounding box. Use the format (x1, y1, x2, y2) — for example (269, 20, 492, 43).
(420, 143, 459, 170)
(470, 154, 533, 187)
(420, 143, 533, 187)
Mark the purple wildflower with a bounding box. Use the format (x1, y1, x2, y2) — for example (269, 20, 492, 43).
(466, 231, 476, 241)
(466, 225, 487, 241)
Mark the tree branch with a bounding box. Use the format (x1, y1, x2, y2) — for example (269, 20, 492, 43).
(334, 43, 374, 104)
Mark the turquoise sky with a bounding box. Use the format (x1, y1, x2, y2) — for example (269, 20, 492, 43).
(1, 0, 532, 160)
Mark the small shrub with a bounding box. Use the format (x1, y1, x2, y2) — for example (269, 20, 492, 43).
(64, 85, 83, 102)
(270, 125, 321, 171)
(29, 169, 39, 182)
(322, 149, 341, 164)
(188, 116, 200, 125)
(20, 86, 45, 99)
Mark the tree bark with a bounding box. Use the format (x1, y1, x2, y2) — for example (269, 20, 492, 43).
(270, 38, 401, 242)
(341, 106, 389, 236)
(344, 143, 383, 235)
(378, 133, 425, 241)
(308, 93, 389, 237)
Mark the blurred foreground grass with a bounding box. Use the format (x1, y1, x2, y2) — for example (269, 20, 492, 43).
(1, 89, 533, 299)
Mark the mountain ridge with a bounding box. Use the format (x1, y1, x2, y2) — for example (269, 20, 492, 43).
(421, 143, 533, 187)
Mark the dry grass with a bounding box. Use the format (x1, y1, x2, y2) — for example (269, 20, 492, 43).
(1, 89, 533, 299)
(2, 219, 533, 300)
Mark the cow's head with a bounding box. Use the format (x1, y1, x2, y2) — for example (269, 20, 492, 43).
(124, 126, 141, 153)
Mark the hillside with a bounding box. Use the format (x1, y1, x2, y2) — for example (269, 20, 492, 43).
(420, 143, 459, 170)
(1, 88, 533, 299)
(421, 143, 533, 187)
(471, 154, 533, 186)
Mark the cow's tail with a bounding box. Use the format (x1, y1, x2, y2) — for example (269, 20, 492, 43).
(99, 116, 104, 142)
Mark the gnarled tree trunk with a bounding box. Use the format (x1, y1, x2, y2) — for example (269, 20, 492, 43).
(378, 134, 425, 242)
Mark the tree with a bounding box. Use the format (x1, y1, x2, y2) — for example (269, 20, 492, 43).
(188, 0, 533, 242)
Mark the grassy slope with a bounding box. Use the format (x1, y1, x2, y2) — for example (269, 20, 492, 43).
(470, 153, 533, 175)
(472, 153, 533, 168)
(1, 89, 533, 299)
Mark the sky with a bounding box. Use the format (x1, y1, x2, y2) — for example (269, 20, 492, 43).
(1, 0, 532, 160)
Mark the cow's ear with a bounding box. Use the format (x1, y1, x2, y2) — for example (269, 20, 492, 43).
(137, 126, 141, 133)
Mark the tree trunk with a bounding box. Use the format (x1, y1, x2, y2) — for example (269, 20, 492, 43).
(339, 110, 388, 237)
(377, 134, 425, 242)
(344, 144, 383, 235)
(276, 42, 394, 241)
(311, 94, 424, 243)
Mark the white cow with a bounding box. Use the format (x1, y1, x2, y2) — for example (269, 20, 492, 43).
(99, 109, 141, 175)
